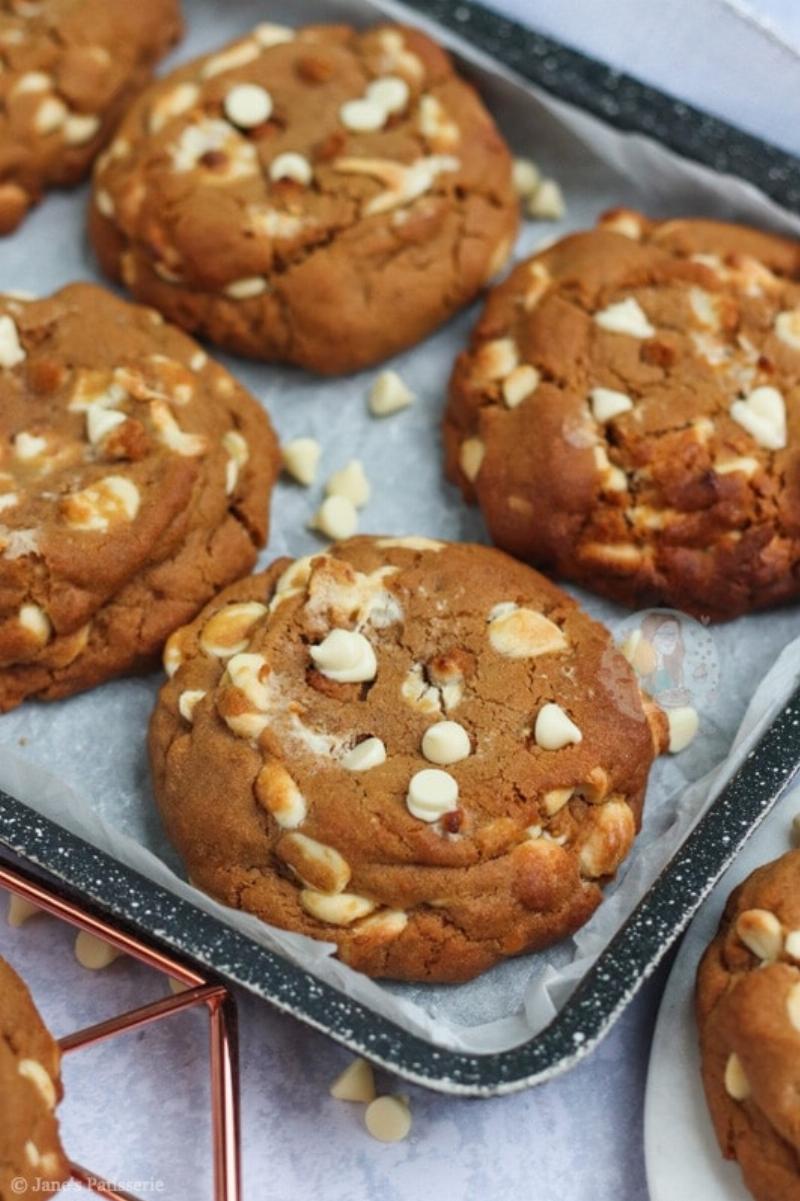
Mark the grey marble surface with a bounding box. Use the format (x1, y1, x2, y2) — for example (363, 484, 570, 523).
(2, 2, 799, 1199)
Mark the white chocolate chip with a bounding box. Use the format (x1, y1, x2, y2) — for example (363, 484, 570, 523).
(666, 705, 698, 753)
(0, 314, 25, 368)
(406, 768, 458, 822)
(18, 1060, 56, 1109)
(224, 276, 268, 300)
(365, 1096, 412, 1143)
(333, 153, 458, 216)
(376, 536, 443, 551)
(368, 369, 415, 416)
(600, 211, 643, 239)
(178, 689, 205, 723)
(300, 890, 376, 925)
(201, 40, 260, 80)
(225, 652, 271, 712)
(786, 929, 800, 959)
(95, 188, 114, 217)
(330, 1057, 376, 1103)
(512, 157, 541, 198)
(13, 431, 47, 460)
(503, 364, 539, 408)
(724, 1053, 750, 1101)
(417, 94, 459, 148)
(775, 309, 800, 351)
(310, 629, 376, 683)
(62, 475, 140, 531)
(786, 981, 800, 1033)
(714, 455, 759, 477)
(148, 82, 200, 133)
(86, 407, 126, 446)
(11, 71, 50, 96)
(590, 387, 634, 423)
(253, 22, 295, 48)
(150, 400, 207, 457)
(281, 832, 351, 893)
(199, 602, 267, 658)
(341, 737, 386, 772)
(325, 460, 370, 508)
(224, 83, 273, 129)
(281, 437, 321, 486)
(736, 908, 783, 960)
(543, 788, 573, 816)
(459, 438, 485, 483)
(8, 895, 39, 927)
(689, 287, 720, 330)
(534, 703, 582, 751)
(0, 493, 18, 513)
(269, 152, 312, 185)
(475, 337, 518, 381)
(365, 75, 409, 114)
(340, 98, 387, 132)
(63, 112, 101, 145)
(310, 495, 358, 541)
(255, 761, 306, 828)
(527, 178, 565, 221)
(488, 606, 567, 658)
(594, 298, 655, 339)
(222, 429, 249, 496)
(74, 930, 121, 970)
(421, 721, 470, 766)
(34, 95, 67, 135)
(730, 386, 787, 451)
(18, 603, 51, 648)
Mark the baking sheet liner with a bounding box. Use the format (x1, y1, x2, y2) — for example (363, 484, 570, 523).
(1, 0, 799, 1054)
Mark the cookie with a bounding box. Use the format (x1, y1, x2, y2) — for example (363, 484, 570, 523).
(0, 282, 279, 712)
(444, 210, 800, 621)
(696, 850, 800, 1201)
(0, 0, 182, 234)
(0, 955, 69, 1197)
(88, 21, 518, 375)
(149, 536, 668, 984)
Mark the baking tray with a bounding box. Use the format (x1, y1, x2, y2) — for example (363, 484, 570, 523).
(2, 0, 800, 1096)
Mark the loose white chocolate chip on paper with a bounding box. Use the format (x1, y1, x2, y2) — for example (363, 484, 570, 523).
(666, 705, 699, 753)
(365, 1095, 412, 1143)
(281, 437, 321, 486)
(512, 157, 540, 198)
(406, 768, 458, 822)
(534, 703, 582, 751)
(74, 930, 122, 970)
(8, 895, 40, 927)
(325, 460, 370, 508)
(527, 178, 565, 221)
(368, 370, 415, 416)
(421, 721, 471, 766)
(310, 629, 377, 683)
(311, 495, 359, 541)
(330, 1057, 376, 1103)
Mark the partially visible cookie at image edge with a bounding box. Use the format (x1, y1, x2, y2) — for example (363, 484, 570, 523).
(0, 282, 279, 712)
(89, 21, 518, 375)
(150, 535, 668, 984)
(444, 210, 800, 621)
(0, 0, 183, 234)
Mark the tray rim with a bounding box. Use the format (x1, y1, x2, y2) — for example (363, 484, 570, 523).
(3, 0, 800, 1096)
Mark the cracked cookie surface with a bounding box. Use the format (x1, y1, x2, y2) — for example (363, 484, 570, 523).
(697, 850, 800, 1201)
(88, 21, 518, 375)
(149, 535, 667, 984)
(0, 0, 182, 234)
(0, 955, 69, 1198)
(444, 211, 800, 621)
(0, 282, 279, 712)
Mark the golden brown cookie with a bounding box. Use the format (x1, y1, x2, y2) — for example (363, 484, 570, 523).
(697, 850, 800, 1201)
(0, 282, 280, 712)
(88, 21, 518, 375)
(0, 0, 182, 234)
(0, 955, 70, 1197)
(149, 536, 668, 984)
(444, 210, 800, 622)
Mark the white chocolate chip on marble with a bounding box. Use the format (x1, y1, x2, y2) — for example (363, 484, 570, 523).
(310, 629, 376, 683)
(534, 703, 582, 751)
(300, 890, 376, 926)
(330, 1057, 376, 1103)
(406, 768, 458, 822)
(199, 602, 267, 658)
(281, 437, 321, 486)
(666, 705, 699, 753)
(730, 386, 787, 451)
(503, 364, 539, 409)
(365, 1095, 412, 1143)
(325, 460, 370, 508)
(736, 908, 783, 961)
(341, 737, 386, 772)
(178, 689, 205, 723)
(340, 97, 387, 132)
(488, 606, 567, 658)
(421, 721, 470, 766)
(310, 495, 359, 541)
(590, 387, 634, 423)
(594, 298, 655, 339)
(368, 370, 415, 416)
(224, 82, 273, 129)
(269, 152, 313, 185)
(512, 157, 541, 198)
(527, 178, 564, 221)
(0, 314, 25, 368)
(18, 1060, 56, 1109)
(724, 1053, 750, 1101)
(74, 930, 122, 970)
(459, 438, 485, 483)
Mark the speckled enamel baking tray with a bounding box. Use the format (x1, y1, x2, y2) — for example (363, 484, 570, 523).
(2, 0, 800, 1095)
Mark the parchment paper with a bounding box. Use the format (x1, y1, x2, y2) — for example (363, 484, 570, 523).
(1, 0, 799, 1054)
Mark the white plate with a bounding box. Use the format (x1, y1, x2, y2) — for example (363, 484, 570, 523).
(644, 786, 800, 1201)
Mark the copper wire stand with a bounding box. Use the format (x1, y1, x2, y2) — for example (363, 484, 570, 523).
(0, 861, 241, 1201)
